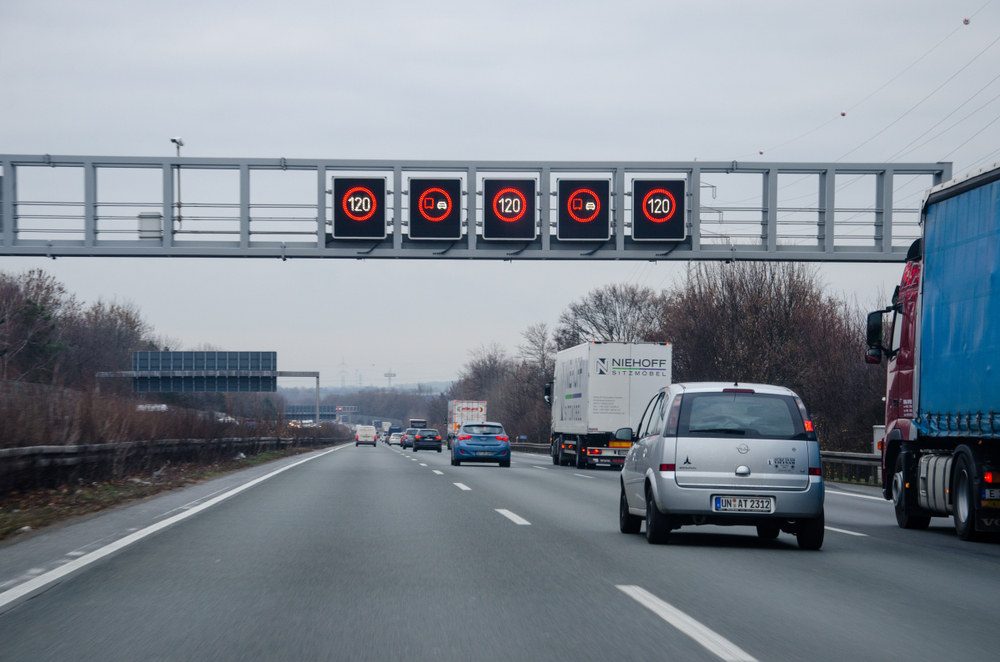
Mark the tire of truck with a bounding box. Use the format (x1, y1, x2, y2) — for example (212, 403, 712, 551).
(796, 509, 825, 550)
(953, 453, 982, 542)
(756, 523, 780, 540)
(645, 484, 671, 544)
(551, 442, 559, 465)
(893, 454, 931, 530)
(620, 484, 641, 534)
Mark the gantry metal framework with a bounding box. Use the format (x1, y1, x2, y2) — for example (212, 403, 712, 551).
(0, 154, 952, 262)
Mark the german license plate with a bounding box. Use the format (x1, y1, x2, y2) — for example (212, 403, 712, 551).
(983, 489, 1000, 499)
(713, 496, 773, 513)
(476, 451, 493, 457)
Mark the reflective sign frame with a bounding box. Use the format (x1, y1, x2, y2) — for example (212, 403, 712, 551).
(332, 177, 387, 240)
(631, 178, 687, 242)
(482, 178, 537, 241)
(407, 178, 463, 241)
(556, 178, 611, 242)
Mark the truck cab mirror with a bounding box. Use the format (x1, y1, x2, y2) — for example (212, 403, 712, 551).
(866, 311, 883, 347)
(544, 381, 552, 404)
(614, 427, 634, 442)
(865, 347, 883, 364)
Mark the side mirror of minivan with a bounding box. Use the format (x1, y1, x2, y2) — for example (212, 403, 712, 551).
(615, 427, 634, 442)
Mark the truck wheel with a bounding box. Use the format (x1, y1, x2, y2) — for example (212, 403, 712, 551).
(756, 523, 780, 540)
(551, 445, 559, 465)
(953, 454, 982, 541)
(796, 509, 825, 550)
(893, 454, 931, 530)
(620, 485, 641, 534)
(645, 485, 671, 544)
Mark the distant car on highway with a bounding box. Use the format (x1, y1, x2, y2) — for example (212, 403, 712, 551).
(401, 428, 420, 449)
(355, 425, 377, 447)
(388, 432, 402, 446)
(619, 382, 825, 549)
(451, 422, 510, 467)
(413, 429, 443, 452)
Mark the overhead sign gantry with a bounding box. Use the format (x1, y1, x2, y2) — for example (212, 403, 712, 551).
(0, 154, 951, 262)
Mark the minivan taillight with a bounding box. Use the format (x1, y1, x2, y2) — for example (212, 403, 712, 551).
(660, 464, 675, 471)
(809, 467, 821, 476)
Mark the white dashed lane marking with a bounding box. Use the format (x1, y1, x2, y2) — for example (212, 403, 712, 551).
(617, 585, 757, 662)
(495, 509, 531, 525)
(432, 470, 444, 475)
(454, 483, 472, 491)
(825, 526, 868, 537)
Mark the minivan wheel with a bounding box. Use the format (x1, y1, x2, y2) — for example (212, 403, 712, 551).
(796, 509, 825, 550)
(620, 485, 641, 534)
(645, 486, 671, 544)
(756, 523, 780, 540)
(953, 454, 981, 541)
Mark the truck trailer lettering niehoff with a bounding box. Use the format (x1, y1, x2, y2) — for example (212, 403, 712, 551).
(866, 162, 1000, 541)
(547, 342, 672, 468)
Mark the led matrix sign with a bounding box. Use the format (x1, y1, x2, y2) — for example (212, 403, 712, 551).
(408, 178, 462, 240)
(631, 179, 686, 241)
(332, 177, 387, 240)
(482, 179, 536, 241)
(557, 179, 610, 241)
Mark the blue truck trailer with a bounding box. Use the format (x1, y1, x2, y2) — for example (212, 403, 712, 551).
(866, 162, 1000, 540)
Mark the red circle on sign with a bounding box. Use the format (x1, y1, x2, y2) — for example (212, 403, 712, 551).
(641, 189, 677, 223)
(417, 187, 452, 222)
(493, 188, 527, 222)
(343, 186, 377, 221)
(567, 188, 600, 223)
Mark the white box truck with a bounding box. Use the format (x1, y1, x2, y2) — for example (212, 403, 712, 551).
(447, 400, 487, 449)
(545, 342, 671, 468)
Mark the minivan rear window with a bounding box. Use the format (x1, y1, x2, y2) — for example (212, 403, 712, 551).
(463, 425, 504, 435)
(677, 393, 806, 440)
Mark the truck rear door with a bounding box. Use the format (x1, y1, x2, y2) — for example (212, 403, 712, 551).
(673, 390, 810, 491)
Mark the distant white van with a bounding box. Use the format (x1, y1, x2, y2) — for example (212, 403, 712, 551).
(355, 425, 377, 447)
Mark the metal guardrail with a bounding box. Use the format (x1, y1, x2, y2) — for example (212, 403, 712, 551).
(511, 443, 883, 485)
(821, 451, 882, 485)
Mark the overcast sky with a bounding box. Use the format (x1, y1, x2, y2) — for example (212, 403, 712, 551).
(2, 0, 999, 388)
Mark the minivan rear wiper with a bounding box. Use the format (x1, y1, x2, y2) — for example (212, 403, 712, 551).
(689, 428, 746, 435)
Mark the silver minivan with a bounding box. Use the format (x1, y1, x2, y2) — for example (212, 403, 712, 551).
(619, 382, 825, 549)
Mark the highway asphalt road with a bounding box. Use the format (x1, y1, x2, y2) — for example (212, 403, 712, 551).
(2, 443, 998, 662)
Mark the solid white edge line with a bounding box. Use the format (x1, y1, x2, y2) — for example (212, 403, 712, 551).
(825, 526, 868, 537)
(454, 483, 471, 491)
(495, 509, 531, 525)
(826, 489, 886, 502)
(0, 444, 346, 615)
(617, 585, 757, 662)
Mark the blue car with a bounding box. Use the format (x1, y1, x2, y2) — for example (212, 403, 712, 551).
(451, 422, 511, 467)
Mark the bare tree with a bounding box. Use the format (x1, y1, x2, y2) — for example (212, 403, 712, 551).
(554, 283, 662, 349)
(0, 269, 75, 382)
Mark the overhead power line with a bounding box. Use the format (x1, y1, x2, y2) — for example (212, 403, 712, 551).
(838, 29, 1000, 161)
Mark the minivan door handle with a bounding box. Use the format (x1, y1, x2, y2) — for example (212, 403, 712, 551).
(735, 465, 751, 476)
